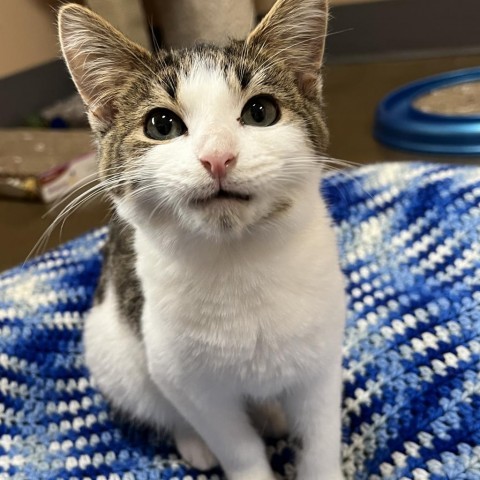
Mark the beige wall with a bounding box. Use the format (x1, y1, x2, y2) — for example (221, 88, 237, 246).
(0, 0, 387, 79)
(0, 0, 66, 78)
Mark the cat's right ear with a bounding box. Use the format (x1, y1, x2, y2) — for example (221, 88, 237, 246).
(246, 0, 328, 98)
(58, 4, 152, 132)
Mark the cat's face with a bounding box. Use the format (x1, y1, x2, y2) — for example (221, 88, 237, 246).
(59, 0, 328, 240)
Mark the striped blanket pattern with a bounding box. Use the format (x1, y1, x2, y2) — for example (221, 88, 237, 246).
(1, 162, 480, 479)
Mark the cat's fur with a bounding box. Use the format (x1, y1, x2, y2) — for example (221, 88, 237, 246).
(58, 1, 346, 479)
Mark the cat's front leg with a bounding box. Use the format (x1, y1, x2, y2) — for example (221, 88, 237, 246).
(151, 373, 276, 480)
(284, 366, 344, 480)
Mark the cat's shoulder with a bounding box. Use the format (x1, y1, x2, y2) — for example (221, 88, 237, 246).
(95, 215, 144, 336)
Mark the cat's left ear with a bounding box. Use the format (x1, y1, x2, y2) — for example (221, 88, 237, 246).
(58, 4, 152, 132)
(247, 0, 328, 97)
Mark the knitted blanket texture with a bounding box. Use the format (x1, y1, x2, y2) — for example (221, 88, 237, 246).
(1, 162, 480, 480)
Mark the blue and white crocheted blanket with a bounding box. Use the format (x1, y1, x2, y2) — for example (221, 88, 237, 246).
(1, 162, 480, 480)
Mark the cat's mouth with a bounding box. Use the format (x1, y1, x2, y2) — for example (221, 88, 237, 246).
(191, 189, 251, 206)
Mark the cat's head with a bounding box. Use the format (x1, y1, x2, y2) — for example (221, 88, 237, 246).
(58, 0, 329, 241)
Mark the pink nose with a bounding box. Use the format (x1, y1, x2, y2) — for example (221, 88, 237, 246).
(200, 152, 236, 179)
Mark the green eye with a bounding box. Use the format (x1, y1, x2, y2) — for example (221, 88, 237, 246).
(145, 108, 187, 140)
(241, 95, 280, 127)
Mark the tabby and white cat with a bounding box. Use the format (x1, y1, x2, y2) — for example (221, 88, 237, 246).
(58, 1, 346, 479)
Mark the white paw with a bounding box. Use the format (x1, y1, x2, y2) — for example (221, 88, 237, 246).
(174, 429, 219, 471)
(230, 468, 278, 480)
(297, 467, 344, 480)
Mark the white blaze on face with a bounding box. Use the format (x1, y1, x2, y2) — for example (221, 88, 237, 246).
(178, 62, 240, 162)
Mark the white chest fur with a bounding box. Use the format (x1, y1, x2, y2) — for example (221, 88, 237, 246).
(135, 197, 345, 400)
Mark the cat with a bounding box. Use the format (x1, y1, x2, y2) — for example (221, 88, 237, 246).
(58, 1, 346, 479)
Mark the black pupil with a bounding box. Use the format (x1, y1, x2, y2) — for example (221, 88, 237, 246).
(250, 101, 266, 123)
(153, 114, 173, 136)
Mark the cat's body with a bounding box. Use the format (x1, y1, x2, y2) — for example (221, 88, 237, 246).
(59, 1, 346, 479)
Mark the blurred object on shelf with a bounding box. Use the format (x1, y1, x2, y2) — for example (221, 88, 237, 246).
(0, 129, 96, 202)
(375, 67, 480, 155)
(40, 94, 88, 129)
(414, 81, 480, 116)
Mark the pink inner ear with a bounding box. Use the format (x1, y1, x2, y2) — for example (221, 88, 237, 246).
(298, 71, 322, 97)
(89, 96, 119, 130)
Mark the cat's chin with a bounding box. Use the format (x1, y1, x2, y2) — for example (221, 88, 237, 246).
(185, 198, 258, 239)
(116, 194, 254, 240)
(117, 191, 290, 242)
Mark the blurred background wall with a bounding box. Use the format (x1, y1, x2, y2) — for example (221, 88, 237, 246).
(0, 0, 387, 81)
(0, 0, 64, 78)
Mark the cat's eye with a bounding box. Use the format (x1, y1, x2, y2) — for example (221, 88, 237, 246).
(241, 95, 280, 127)
(145, 108, 187, 141)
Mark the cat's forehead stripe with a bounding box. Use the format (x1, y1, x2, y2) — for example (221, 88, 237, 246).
(235, 65, 252, 91)
(177, 60, 238, 118)
(154, 48, 254, 100)
(155, 53, 179, 100)
(162, 73, 178, 100)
